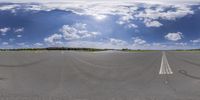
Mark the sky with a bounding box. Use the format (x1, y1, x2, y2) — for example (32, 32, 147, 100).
(0, 0, 200, 49)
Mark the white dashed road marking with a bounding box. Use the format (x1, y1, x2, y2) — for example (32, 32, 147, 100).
(159, 51, 173, 75)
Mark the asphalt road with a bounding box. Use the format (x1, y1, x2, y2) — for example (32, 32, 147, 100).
(0, 51, 199, 100)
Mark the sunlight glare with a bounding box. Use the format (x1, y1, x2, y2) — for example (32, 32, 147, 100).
(94, 15, 107, 20)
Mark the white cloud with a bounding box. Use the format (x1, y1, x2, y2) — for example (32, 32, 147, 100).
(2, 42, 8, 45)
(152, 43, 167, 48)
(144, 20, 163, 27)
(0, 4, 19, 10)
(0, 27, 10, 33)
(64, 38, 162, 50)
(65, 39, 128, 49)
(17, 43, 25, 46)
(60, 23, 100, 40)
(116, 11, 136, 25)
(0, 1, 196, 28)
(64, 41, 113, 49)
(175, 42, 187, 46)
(44, 23, 100, 46)
(132, 37, 146, 45)
(152, 43, 161, 46)
(165, 32, 183, 41)
(14, 28, 24, 33)
(16, 43, 30, 48)
(41, 35, 198, 50)
(136, 5, 194, 27)
(17, 34, 22, 37)
(136, 5, 194, 20)
(109, 38, 127, 46)
(34, 42, 43, 46)
(0, 42, 13, 49)
(127, 24, 138, 28)
(61, 25, 81, 40)
(1, 0, 199, 5)
(0, 27, 24, 36)
(0, 4, 19, 14)
(94, 14, 107, 20)
(44, 33, 62, 44)
(65, 39, 194, 50)
(116, 21, 125, 25)
(9, 38, 15, 42)
(190, 38, 200, 43)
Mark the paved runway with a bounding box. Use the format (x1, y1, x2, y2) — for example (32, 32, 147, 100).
(0, 51, 199, 100)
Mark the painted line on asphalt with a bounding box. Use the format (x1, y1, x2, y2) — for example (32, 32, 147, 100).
(159, 51, 173, 75)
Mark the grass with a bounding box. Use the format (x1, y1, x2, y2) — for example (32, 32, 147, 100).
(175, 49, 200, 53)
(0, 47, 111, 52)
(176, 51, 200, 53)
(121, 49, 158, 52)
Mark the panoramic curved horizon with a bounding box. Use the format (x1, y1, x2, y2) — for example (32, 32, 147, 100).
(0, 0, 200, 50)
(1, 1, 200, 100)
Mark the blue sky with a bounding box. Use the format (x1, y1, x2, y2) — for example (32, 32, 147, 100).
(0, 0, 200, 49)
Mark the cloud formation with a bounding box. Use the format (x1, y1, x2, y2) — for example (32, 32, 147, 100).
(2, 42, 9, 45)
(0, 1, 199, 49)
(44, 33, 63, 45)
(60, 23, 100, 40)
(0, 27, 10, 33)
(0, 1, 195, 28)
(165, 32, 183, 41)
(109, 38, 128, 46)
(44, 23, 100, 45)
(34, 42, 43, 46)
(14, 27, 24, 33)
(144, 20, 163, 27)
(190, 38, 200, 43)
(132, 37, 147, 46)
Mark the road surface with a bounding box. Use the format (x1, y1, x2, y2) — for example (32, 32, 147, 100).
(0, 51, 199, 100)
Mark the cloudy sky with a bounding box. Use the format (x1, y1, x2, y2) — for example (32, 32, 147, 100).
(0, 0, 200, 49)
